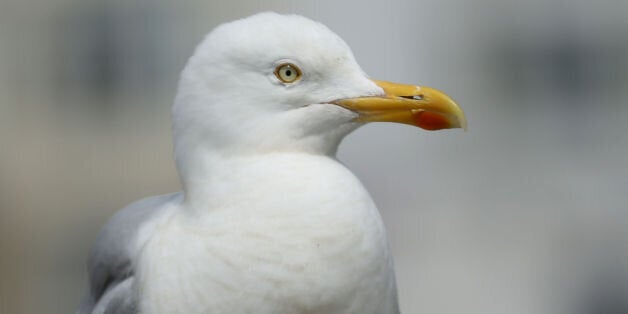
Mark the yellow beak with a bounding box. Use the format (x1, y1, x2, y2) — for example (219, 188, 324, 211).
(334, 80, 466, 131)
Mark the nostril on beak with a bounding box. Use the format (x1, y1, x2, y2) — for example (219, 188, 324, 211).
(400, 95, 424, 101)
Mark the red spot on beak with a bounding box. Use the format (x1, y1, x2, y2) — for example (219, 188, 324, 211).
(413, 110, 451, 131)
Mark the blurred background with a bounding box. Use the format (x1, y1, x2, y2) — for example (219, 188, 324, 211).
(1, 0, 627, 313)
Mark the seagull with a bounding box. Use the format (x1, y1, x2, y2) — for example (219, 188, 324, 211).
(78, 12, 466, 314)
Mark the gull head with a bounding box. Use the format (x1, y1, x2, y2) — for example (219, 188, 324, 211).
(172, 12, 465, 177)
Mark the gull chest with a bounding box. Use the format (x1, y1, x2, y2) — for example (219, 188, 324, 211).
(136, 155, 398, 313)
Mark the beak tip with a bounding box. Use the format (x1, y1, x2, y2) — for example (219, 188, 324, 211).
(459, 115, 468, 131)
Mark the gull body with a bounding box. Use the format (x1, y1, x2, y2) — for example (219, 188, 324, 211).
(79, 12, 464, 314)
(137, 154, 395, 313)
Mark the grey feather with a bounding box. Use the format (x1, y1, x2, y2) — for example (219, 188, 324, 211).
(77, 192, 181, 314)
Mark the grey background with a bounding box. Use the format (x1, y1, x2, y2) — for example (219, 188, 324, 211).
(1, 0, 627, 313)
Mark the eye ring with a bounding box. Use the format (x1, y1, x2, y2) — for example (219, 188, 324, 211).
(274, 63, 302, 83)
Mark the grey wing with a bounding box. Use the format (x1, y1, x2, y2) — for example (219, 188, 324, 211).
(77, 192, 181, 314)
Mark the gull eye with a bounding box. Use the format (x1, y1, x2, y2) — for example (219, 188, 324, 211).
(274, 63, 302, 83)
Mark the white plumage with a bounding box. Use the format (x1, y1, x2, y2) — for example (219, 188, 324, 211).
(78, 12, 464, 314)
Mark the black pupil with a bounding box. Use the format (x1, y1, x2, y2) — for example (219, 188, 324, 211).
(285, 69, 292, 77)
